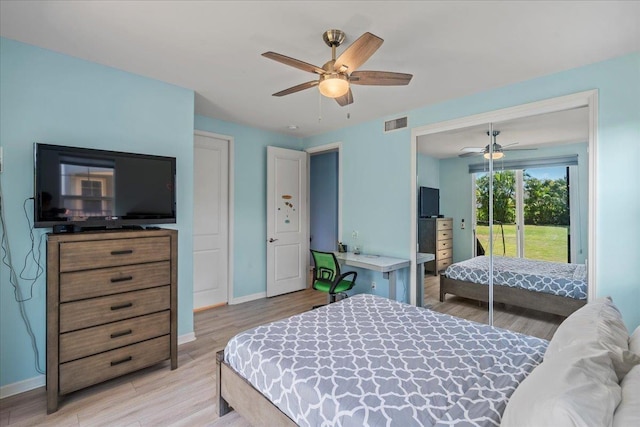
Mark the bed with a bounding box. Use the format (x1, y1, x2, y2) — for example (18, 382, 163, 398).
(440, 256, 588, 317)
(217, 294, 548, 426)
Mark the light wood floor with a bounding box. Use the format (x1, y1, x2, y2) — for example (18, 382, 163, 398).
(0, 276, 563, 426)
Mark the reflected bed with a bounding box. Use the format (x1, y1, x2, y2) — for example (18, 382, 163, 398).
(440, 256, 587, 317)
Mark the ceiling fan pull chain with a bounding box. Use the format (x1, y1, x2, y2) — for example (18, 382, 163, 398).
(318, 90, 323, 122)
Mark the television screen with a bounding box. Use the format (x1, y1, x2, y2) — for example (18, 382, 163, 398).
(34, 143, 176, 228)
(419, 186, 439, 218)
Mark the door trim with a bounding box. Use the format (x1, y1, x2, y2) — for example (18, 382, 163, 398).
(193, 130, 235, 306)
(410, 90, 598, 306)
(306, 142, 343, 247)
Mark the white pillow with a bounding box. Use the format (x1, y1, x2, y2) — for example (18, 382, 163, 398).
(613, 365, 640, 427)
(502, 342, 621, 427)
(545, 296, 640, 381)
(630, 326, 640, 355)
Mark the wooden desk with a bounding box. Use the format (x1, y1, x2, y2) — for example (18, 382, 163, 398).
(334, 252, 434, 302)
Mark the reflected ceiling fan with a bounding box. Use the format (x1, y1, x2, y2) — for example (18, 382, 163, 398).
(262, 29, 412, 106)
(459, 131, 537, 159)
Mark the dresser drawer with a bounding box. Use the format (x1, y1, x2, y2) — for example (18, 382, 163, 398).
(59, 335, 170, 394)
(437, 229, 453, 240)
(437, 239, 452, 250)
(60, 261, 170, 302)
(437, 219, 453, 231)
(59, 237, 170, 272)
(437, 258, 452, 272)
(437, 248, 452, 260)
(60, 286, 170, 333)
(60, 311, 170, 363)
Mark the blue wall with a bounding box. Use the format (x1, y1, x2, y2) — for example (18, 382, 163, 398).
(439, 142, 589, 264)
(0, 38, 195, 388)
(304, 52, 640, 331)
(310, 151, 339, 253)
(305, 125, 412, 301)
(193, 115, 302, 299)
(417, 154, 440, 188)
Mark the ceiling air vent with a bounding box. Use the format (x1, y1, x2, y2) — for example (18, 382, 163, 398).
(384, 116, 408, 133)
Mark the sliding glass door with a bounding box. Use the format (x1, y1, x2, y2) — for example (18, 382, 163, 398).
(474, 165, 573, 263)
(522, 166, 571, 263)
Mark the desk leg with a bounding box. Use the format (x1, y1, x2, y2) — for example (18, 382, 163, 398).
(416, 262, 425, 307)
(383, 271, 397, 301)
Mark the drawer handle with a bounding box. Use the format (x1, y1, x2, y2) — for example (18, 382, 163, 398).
(110, 329, 133, 339)
(111, 250, 133, 256)
(110, 275, 133, 283)
(110, 356, 132, 366)
(110, 302, 133, 311)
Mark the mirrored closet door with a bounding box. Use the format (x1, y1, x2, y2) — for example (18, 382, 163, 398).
(416, 103, 590, 339)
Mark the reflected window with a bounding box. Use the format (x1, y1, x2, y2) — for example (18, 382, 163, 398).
(60, 157, 115, 218)
(474, 166, 571, 263)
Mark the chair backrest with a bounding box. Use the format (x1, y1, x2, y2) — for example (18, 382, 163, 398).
(310, 250, 340, 282)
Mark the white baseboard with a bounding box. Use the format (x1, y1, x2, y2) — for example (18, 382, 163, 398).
(229, 291, 266, 305)
(0, 374, 45, 399)
(178, 332, 196, 345)
(1, 333, 197, 400)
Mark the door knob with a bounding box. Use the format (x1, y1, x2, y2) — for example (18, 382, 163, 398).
(268, 238, 278, 243)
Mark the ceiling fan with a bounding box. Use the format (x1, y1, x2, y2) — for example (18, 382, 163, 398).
(459, 131, 537, 159)
(262, 29, 413, 106)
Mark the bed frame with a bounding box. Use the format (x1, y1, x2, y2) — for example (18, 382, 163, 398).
(216, 350, 297, 426)
(440, 275, 586, 317)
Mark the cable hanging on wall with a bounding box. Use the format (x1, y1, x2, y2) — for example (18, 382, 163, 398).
(0, 179, 45, 374)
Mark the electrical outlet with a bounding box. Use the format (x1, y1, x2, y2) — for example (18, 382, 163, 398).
(371, 281, 376, 289)
(352, 230, 358, 239)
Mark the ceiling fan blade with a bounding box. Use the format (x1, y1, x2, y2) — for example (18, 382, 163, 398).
(459, 151, 483, 158)
(334, 32, 383, 72)
(350, 70, 412, 86)
(460, 147, 484, 153)
(272, 80, 319, 97)
(503, 148, 538, 151)
(335, 88, 354, 106)
(501, 142, 519, 148)
(262, 52, 325, 75)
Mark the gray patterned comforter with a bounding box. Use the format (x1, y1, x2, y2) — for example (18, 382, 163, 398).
(444, 256, 588, 300)
(224, 294, 547, 426)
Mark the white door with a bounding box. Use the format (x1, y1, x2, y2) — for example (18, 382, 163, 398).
(193, 133, 229, 309)
(267, 146, 308, 297)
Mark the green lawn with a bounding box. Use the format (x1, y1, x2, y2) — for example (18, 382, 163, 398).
(476, 224, 569, 262)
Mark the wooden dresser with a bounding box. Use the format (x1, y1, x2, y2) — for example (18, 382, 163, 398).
(46, 229, 178, 413)
(418, 218, 453, 275)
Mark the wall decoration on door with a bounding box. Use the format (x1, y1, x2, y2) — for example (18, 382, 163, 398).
(278, 194, 297, 224)
(277, 194, 299, 231)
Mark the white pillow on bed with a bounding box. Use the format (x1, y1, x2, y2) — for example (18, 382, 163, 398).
(501, 342, 621, 427)
(545, 296, 640, 381)
(613, 365, 640, 427)
(630, 326, 640, 355)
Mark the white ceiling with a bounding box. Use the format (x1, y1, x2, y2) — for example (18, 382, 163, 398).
(418, 106, 590, 159)
(1, 1, 638, 138)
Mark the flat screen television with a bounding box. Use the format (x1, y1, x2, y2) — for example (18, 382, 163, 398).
(34, 143, 176, 229)
(419, 186, 440, 218)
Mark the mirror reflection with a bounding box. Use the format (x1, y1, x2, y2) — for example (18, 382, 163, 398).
(417, 106, 589, 338)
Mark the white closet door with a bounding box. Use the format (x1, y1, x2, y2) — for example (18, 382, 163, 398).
(193, 133, 229, 308)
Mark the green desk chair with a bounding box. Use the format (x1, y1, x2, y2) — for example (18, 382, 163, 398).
(310, 249, 357, 308)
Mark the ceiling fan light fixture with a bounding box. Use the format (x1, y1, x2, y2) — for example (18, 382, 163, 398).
(318, 74, 349, 98)
(484, 151, 504, 160)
